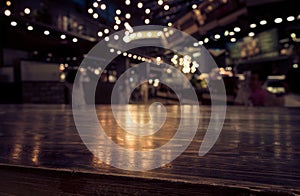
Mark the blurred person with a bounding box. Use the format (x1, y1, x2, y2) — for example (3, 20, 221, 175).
(140, 80, 149, 104)
(234, 71, 251, 106)
(284, 66, 300, 107)
(65, 68, 87, 105)
(248, 70, 283, 106)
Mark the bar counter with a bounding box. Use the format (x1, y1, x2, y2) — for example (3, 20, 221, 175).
(0, 104, 299, 195)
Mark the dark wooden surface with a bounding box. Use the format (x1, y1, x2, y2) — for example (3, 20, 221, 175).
(0, 104, 299, 195)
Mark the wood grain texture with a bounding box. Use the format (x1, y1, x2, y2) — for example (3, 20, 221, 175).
(0, 104, 299, 195)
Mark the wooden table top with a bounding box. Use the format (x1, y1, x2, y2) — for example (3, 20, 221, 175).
(0, 104, 299, 194)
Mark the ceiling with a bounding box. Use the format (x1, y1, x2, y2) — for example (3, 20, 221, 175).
(86, 0, 204, 27)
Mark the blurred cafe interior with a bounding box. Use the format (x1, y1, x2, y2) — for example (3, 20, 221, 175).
(0, 0, 299, 106)
(0, 0, 300, 195)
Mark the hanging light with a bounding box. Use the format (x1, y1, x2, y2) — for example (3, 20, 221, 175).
(192, 4, 197, 9)
(230, 38, 236, 42)
(61, 34, 66, 39)
(145, 19, 150, 24)
(72, 38, 78, 43)
(145, 9, 150, 14)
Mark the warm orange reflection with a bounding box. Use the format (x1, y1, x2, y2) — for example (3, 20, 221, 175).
(12, 143, 22, 160)
(31, 134, 41, 164)
(97, 105, 180, 151)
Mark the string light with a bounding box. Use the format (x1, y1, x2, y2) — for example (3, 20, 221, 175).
(250, 23, 256, 28)
(10, 21, 17, 26)
(287, 16, 295, 21)
(93, 13, 98, 19)
(27, 26, 33, 31)
(104, 29, 110, 34)
(100, 4, 106, 10)
(125, 0, 131, 5)
(4, 9, 11, 16)
(145, 19, 150, 24)
(72, 38, 78, 43)
(214, 34, 221, 39)
(93, 2, 98, 8)
(234, 27, 241, 32)
(145, 9, 150, 14)
(164, 5, 170, 11)
(274, 18, 283, 23)
(61, 34, 66, 39)
(224, 30, 229, 36)
(114, 35, 119, 40)
(137, 2, 143, 8)
(260, 20, 267, 25)
(98, 31, 103, 37)
(230, 38, 236, 42)
(24, 8, 31, 15)
(248, 32, 255, 37)
(125, 13, 131, 19)
(88, 8, 93, 14)
(116, 9, 121, 15)
(44, 30, 50, 35)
